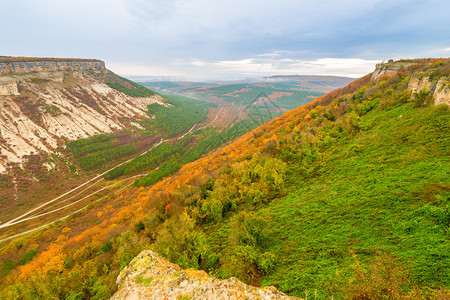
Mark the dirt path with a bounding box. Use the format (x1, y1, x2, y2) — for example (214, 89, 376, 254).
(0, 122, 199, 232)
(3, 174, 145, 228)
(0, 140, 162, 230)
(0, 177, 139, 244)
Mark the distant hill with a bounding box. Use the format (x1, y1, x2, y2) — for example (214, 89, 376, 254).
(139, 75, 353, 115)
(140, 74, 353, 95)
(262, 74, 355, 91)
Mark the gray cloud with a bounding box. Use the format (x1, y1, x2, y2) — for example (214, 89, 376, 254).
(1, 0, 449, 80)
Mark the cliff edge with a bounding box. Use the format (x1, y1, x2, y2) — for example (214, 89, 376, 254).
(0, 57, 165, 210)
(371, 59, 449, 106)
(0, 57, 105, 75)
(112, 250, 300, 300)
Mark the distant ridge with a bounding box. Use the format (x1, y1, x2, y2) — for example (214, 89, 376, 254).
(0, 57, 106, 75)
(0, 56, 102, 63)
(265, 74, 355, 79)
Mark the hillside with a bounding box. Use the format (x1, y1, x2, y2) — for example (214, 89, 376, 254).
(0, 57, 162, 165)
(0, 58, 448, 299)
(0, 57, 169, 221)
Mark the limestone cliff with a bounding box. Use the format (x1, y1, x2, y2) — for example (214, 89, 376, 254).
(408, 74, 450, 106)
(0, 58, 105, 75)
(0, 77, 19, 96)
(0, 57, 164, 175)
(112, 250, 300, 300)
(371, 59, 449, 106)
(371, 62, 405, 81)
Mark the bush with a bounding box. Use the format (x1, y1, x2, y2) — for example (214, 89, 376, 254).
(412, 89, 432, 107)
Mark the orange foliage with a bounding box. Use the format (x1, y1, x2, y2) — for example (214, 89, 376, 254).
(110, 207, 134, 223)
(0, 66, 372, 290)
(2, 58, 448, 299)
(165, 204, 172, 214)
(18, 243, 64, 278)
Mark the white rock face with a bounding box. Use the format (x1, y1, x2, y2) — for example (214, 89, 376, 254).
(433, 78, 450, 106)
(371, 63, 404, 81)
(0, 77, 19, 96)
(0, 162, 6, 173)
(408, 75, 432, 94)
(0, 68, 164, 173)
(408, 74, 450, 106)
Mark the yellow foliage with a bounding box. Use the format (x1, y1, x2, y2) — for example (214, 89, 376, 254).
(56, 235, 68, 243)
(356, 86, 368, 93)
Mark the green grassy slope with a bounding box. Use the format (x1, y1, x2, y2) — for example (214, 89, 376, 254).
(150, 60, 449, 299)
(105, 73, 156, 97)
(257, 102, 449, 297)
(178, 104, 449, 298)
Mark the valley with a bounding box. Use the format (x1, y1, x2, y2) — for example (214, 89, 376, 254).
(2, 1, 449, 299)
(0, 57, 448, 299)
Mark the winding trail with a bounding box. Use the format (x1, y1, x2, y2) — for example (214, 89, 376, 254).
(1, 120, 202, 231)
(3, 174, 145, 228)
(0, 140, 163, 230)
(0, 177, 140, 244)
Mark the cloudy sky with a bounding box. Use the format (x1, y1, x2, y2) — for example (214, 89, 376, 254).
(1, 0, 449, 80)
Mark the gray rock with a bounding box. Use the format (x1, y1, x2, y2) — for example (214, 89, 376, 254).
(112, 250, 301, 300)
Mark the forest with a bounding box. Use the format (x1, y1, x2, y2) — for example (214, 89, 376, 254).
(67, 92, 214, 173)
(105, 112, 265, 186)
(140, 92, 213, 138)
(68, 133, 160, 171)
(135, 119, 259, 187)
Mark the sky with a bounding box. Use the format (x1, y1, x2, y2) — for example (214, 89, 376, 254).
(1, 0, 449, 80)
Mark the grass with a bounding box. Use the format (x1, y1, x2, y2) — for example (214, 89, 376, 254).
(105, 73, 155, 97)
(200, 102, 449, 298)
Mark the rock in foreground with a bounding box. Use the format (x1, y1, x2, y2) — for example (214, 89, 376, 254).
(112, 250, 300, 300)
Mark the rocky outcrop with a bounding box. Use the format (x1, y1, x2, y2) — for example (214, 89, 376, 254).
(0, 59, 105, 75)
(434, 78, 450, 105)
(112, 250, 300, 300)
(371, 60, 449, 106)
(0, 77, 18, 96)
(408, 74, 450, 106)
(371, 62, 405, 80)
